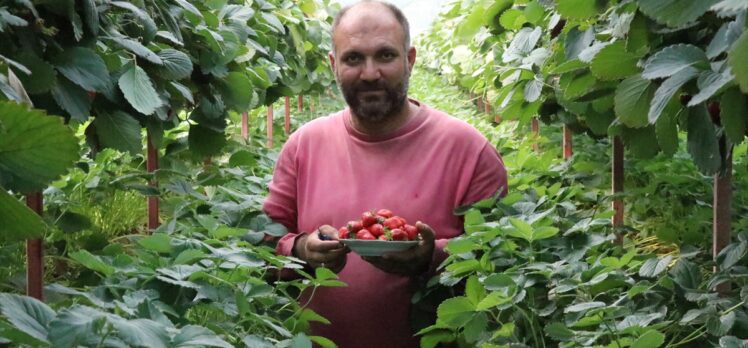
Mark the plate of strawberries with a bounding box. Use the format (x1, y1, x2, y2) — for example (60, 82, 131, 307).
(337, 209, 420, 256)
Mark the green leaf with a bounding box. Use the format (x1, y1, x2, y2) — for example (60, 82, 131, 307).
(118, 64, 163, 115)
(615, 75, 655, 128)
(138, 233, 173, 254)
(642, 44, 708, 80)
(524, 1, 545, 24)
(81, 0, 98, 35)
(720, 87, 747, 144)
(110, 2, 156, 42)
(174, 249, 206, 265)
(0, 101, 79, 192)
(689, 69, 735, 106)
(437, 296, 475, 326)
(48, 306, 106, 348)
(499, 9, 526, 30)
(564, 301, 606, 313)
(655, 98, 681, 156)
(639, 255, 673, 277)
(465, 276, 486, 306)
(218, 72, 253, 111)
(93, 110, 142, 155)
(622, 125, 660, 159)
(524, 79, 543, 102)
(475, 291, 512, 310)
(638, 0, 716, 28)
(52, 47, 111, 92)
(109, 34, 162, 65)
(13, 52, 56, 94)
(188, 124, 226, 158)
(717, 241, 747, 270)
(557, 0, 606, 19)
(729, 30, 748, 93)
(720, 336, 748, 348)
(590, 41, 642, 81)
(649, 67, 699, 124)
(456, 5, 485, 42)
(552, 59, 588, 74)
(563, 71, 597, 99)
(309, 335, 336, 348)
(545, 322, 574, 341)
(565, 27, 594, 60)
(0, 293, 55, 344)
(687, 105, 721, 175)
(0, 190, 46, 242)
(508, 217, 533, 242)
(157, 49, 192, 80)
(69, 250, 114, 276)
(109, 317, 169, 348)
(51, 77, 91, 122)
(712, 0, 748, 16)
(631, 330, 665, 348)
(299, 0, 317, 16)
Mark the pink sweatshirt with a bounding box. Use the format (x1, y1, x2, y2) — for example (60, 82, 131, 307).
(263, 100, 507, 348)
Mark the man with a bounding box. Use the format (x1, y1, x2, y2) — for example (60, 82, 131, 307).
(263, 1, 507, 346)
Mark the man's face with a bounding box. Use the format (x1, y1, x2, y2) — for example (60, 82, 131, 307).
(330, 5, 415, 123)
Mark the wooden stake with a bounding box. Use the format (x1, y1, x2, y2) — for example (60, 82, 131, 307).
(531, 118, 540, 152)
(241, 112, 249, 140)
(146, 132, 159, 231)
(297, 95, 303, 112)
(612, 136, 624, 245)
(563, 125, 573, 159)
(714, 148, 732, 294)
(267, 105, 274, 148)
(284, 96, 291, 134)
(25, 192, 43, 301)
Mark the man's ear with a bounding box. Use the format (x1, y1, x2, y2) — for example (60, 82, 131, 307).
(407, 46, 416, 72)
(328, 51, 336, 71)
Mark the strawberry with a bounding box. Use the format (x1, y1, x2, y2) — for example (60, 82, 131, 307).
(369, 223, 385, 237)
(383, 217, 403, 230)
(378, 235, 387, 240)
(356, 229, 376, 240)
(339, 226, 350, 239)
(376, 209, 394, 218)
(348, 220, 363, 232)
(403, 224, 418, 240)
(390, 228, 408, 241)
(362, 211, 378, 227)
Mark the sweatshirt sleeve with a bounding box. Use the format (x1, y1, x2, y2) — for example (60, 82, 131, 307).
(427, 142, 508, 277)
(263, 134, 301, 258)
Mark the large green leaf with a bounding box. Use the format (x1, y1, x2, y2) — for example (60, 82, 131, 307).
(648, 67, 699, 124)
(188, 124, 226, 158)
(687, 105, 721, 174)
(728, 30, 748, 93)
(69, 250, 115, 276)
(0, 293, 55, 344)
(109, 35, 163, 65)
(614, 75, 654, 127)
(642, 44, 708, 80)
(631, 330, 665, 348)
(52, 47, 111, 92)
(622, 125, 660, 159)
(108, 317, 169, 348)
(51, 77, 91, 122)
(172, 325, 232, 348)
(638, 0, 716, 28)
(590, 41, 642, 81)
(688, 69, 735, 106)
(93, 110, 142, 154)
(436, 296, 475, 327)
(13, 52, 56, 94)
(48, 306, 106, 348)
(0, 190, 45, 242)
(720, 87, 747, 144)
(157, 49, 193, 80)
(557, 0, 606, 19)
(654, 98, 681, 156)
(217, 72, 253, 111)
(118, 64, 163, 115)
(456, 5, 485, 43)
(0, 101, 79, 192)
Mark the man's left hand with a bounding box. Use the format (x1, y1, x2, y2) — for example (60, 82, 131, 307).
(362, 221, 435, 276)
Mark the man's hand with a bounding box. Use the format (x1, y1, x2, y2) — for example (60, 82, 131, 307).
(362, 222, 435, 276)
(294, 225, 350, 273)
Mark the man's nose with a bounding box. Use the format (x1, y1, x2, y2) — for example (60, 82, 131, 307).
(360, 59, 381, 81)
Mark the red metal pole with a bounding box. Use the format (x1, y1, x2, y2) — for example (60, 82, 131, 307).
(267, 105, 274, 148)
(531, 117, 540, 152)
(284, 96, 291, 134)
(297, 95, 303, 112)
(241, 112, 249, 140)
(612, 136, 624, 245)
(563, 125, 573, 159)
(25, 192, 43, 301)
(714, 149, 732, 294)
(146, 131, 159, 231)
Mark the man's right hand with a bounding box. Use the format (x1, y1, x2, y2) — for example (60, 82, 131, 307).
(293, 224, 350, 273)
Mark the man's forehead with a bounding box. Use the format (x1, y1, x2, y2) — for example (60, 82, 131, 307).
(334, 3, 405, 45)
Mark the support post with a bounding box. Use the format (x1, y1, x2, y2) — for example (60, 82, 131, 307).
(714, 148, 732, 294)
(267, 105, 274, 148)
(612, 136, 624, 245)
(297, 95, 303, 112)
(25, 192, 43, 301)
(531, 117, 540, 152)
(146, 131, 159, 231)
(284, 96, 291, 134)
(241, 112, 249, 140)
(563, 125, 573, 159)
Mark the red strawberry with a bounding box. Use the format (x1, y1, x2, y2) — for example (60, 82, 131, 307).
(403, 224, 418, 240)
(378, 235, 387, 240)
(383, 217, 403, 230)
(348, 220, 363, 232)
(356, 229, 376, 240)
(376, 209, 394, 218)
(396, 216, 407, 226)
(390, 228, 408, 241)
(362, 212, 378, 227)
(369, 223, 385, 237)
(338, 226, 350, 239)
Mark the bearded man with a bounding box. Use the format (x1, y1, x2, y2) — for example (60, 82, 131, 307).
(263, 1, 508, 346)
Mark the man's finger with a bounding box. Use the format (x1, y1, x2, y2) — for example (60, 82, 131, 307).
(416, 221, 435, 244)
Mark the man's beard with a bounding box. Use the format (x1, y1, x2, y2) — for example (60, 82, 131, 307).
(338, 72, 410, 123)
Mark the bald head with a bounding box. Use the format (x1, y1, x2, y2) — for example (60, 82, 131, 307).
(331, 0, 411, 56)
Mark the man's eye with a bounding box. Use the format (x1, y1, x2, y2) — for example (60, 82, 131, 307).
(381, 52, 396, 59)
(345, 55, 361, 63)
